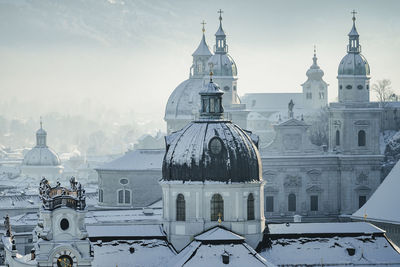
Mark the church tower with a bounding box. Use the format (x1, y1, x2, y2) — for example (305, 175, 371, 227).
(329, 11, 381, 155)
(337, 11, 370, 103)
(301, 46, 328, 109)
(34, 178, 93, 266)
(207, 10, 240, 109)
(190, 21, 213, 78)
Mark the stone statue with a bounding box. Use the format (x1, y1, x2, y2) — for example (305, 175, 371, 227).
(4, 214, 11, 237)
(288, 100, 294, 119)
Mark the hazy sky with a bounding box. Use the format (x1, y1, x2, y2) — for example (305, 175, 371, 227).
(0, 0, 399, 125)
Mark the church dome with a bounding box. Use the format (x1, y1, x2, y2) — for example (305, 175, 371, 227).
(338, 53, 370, 76)
(306, 48, 324, 80)
(23, 147, 61, 166)
(162, 78, 261, 183)
(164, 78, 206, 121)
(23, 121, 61, 166)
(207, 54, 237, 77)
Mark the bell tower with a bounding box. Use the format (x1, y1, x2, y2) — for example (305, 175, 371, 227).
(34, 177, 93, 267)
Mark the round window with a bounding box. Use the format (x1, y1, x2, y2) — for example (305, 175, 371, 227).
(357, 85, 363, 90)
(346, 85, 352, 89)
(60, 218, 69, 231)
(209, 138, 223, 155)
(120, 178, 129, 185)
(57, 255, 73, 267)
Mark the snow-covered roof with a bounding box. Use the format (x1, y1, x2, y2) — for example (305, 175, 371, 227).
(261, 233, 400, 266)
(192, 33, 212, 56)
(352, 160, 400, 224)
(92, 239, 176, 267)
(268, 222, 384, 235)
(87, 224, 165, 239)
(195, 226, 244, 242)
(96, 149, 164, 171)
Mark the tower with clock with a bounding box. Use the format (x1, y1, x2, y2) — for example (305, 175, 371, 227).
(33, 177, 93, 267)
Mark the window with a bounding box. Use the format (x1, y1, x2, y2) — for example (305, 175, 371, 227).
(336, 130, 340, 146)
(120, 178, 128, 185)
(346, 85, 352, 89)
(251, 100, 256, 107)
(211, 194, 224, 221)
(247, 193, 255, 220)
(176, 194, 185, 221)
(288, 194, 296, 212)
(223, 86, 230, 91)
(209, 137, 223, 155)
(358, 130, 366, 147)
(359, 195, 367, 208)
(210, 98, 215, 113)
(357, 85, 363, 90)
(310, 195, 318, 211)
(99, 189, 103, 202)
(306, 92, 312, 99)
(340, 85, 343, 90)
(266, 196, 274, 212)
(117, 189, 131, 204)
(319, 92, 324, 99)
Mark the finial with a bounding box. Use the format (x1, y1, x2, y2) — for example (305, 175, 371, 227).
(218, 9, 223, 23)
(40, 116, 43, 129)
(351, 9, 357, 22)
(218, 212, 222, 224)
(313, 45, 316, 57)
(201, 20, 206, 33)
(208, 62, 214, 82)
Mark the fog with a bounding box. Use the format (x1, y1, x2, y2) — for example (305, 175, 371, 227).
(0, 0, 399, 153)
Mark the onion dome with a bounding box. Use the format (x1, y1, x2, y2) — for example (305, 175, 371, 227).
(306, 46, 324, 80)
(162, 74, 261, 183)
(338, 11, 370, 76)
(23, 120, 61, 166)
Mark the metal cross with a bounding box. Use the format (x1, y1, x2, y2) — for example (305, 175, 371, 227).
(351, 10, 357, 21)
(201, 20, 206, 33)
(218, 9, 223, 21)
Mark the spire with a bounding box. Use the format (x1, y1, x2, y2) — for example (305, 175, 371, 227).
(40, 116, 43, 130)
(347, 10, 361, 53)
(192, 21, 213, 57)
(312, 45, 318, 68)
(199, 63, 224, 120)
(305, 45, 324, 80)
(215, 9, 227, 54)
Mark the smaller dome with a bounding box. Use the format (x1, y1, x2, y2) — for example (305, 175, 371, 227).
(23, 147, 61, 166)
(338, 53, 370, 76)
(207, 54, 237, 76)
(36, 127, 47, 135)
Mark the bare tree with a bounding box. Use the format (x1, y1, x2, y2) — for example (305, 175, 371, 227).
(372, 79, 396, 105)
(308, 107, 329, 146)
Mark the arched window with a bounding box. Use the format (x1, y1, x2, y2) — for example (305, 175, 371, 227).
(358, 130, 366, 147)
(176, 194, 185, 221)
(336, 130, 340, 146)
(288, 193, 296, 212)
(117, 189, 131, 204)
(247, 193, 255, 220)
(99, 189, 103, 202)
(211, 194, 224, 221)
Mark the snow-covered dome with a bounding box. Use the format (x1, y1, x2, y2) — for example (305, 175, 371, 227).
(162, 78, 261, 183)
(306, 49, 324, 80)
(338, 14, 370, 76)
(207, 53, 237, 77)
(338, 53, 370, 76)
(23, 122, 61, 166)
(164, 78, 206, 121)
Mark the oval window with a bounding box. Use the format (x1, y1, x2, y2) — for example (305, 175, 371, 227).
(339, 85, 343, 90)
(60, 218, 69, 231)
(120, 178, 129, 185)
(223, 86, 230, 91)
(357, 85, 363, 90)
(346, 85, 352, 89)
(209, 138, 223, 155)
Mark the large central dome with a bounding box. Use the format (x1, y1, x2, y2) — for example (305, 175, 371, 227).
(162, 78, 261, 183)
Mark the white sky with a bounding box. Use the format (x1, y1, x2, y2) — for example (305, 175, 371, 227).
(0, 0, 399, 124)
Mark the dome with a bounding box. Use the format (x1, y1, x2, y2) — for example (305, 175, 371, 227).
(338, 53, 370, 76)
(23, 146, 61, 166)
(207, 54, 237, 76)
(162, 121, 261, 183)
(164, 78, 206, 121)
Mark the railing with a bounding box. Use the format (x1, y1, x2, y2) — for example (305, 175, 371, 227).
(42, 195, 86, 211)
